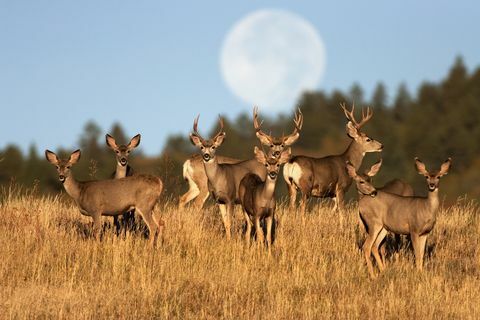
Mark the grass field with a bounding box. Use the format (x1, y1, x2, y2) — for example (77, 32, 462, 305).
(0, 186, 479, 319)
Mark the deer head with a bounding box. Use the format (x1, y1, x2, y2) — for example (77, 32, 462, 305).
(190, 115, 226, 162)
(106, 134, 141, 167)
(340, 103, 383, 154)
(253, 106, 303, 158)
(346, 161, 378, 197)
(45, 149, 81, 183)
(253, 146, 291, 180)
(415, 157, 452, 192)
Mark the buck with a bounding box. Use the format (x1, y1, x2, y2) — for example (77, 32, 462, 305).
(239, 147, 291, 247)
(45, 149, 164, 246)
(283, 103, 383, 216)
(106, 133, 141, 232)
(347, 157, 452, 278)
(179, 107, 302, 209)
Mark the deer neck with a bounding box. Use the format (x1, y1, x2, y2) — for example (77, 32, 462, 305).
(260, 177, 276, 203)
(427, 189, 440, 212)
(203, 157, 222, 181)
(342, 140, 364, 170)
(62, 175, 82, 201)
(114, 164, 128, 179)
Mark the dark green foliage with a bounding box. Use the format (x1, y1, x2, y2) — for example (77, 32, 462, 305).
(0, 57, 479, 203)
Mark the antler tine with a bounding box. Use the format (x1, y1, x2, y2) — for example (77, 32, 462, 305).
(214, 115, 225, 138)
(294, 107, 304, 130)
(340, 102, 359, 127)
(253, 106, 264, 131)
(357, 106, 373, 128)
(192, 114, 206, 141)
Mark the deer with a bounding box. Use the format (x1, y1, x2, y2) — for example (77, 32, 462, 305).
(352, 158, 414, 262)
(346, 157, 452, 278)
(106, 133, 141, 233)
(239, 147, 291, 247)
(45, 149, 164, 246)
(283, 103, 383, 217)
(179, 107, 302, 209)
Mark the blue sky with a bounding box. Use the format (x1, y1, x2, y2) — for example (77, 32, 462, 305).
(1, 1, 478, 155)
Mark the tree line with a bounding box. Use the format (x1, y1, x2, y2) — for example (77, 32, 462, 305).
(1, 57, 479, 204)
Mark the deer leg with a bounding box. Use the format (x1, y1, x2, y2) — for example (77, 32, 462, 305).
(372, 228, 388, 271)
(194, 190, 210, 209)
(113, 215, 121, 235)
(137, 208, 160, 247)
(363, 225, 382, 278)
(335, 187, 345, 212)
(411, 233, 428, 271)
(244, 211, 252, 246)
(254, 217, 264, 245)
(288, 181, 297, 210)
(265, 214, 273, 249)
(299, 192, 308, 221)
(218, 204, 232, 240)
(178, 181, 200, 210)
(92, 214, 102, 240)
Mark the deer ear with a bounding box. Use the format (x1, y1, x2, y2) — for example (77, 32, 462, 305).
(366, 159, 383, 177)
(346, 121, 359, 139)
(346, 162, 357, 178)
(45, 150, 59, 165)
(254, 146, 267, 164)
(128, 134, 141, 149)
(213, 132, 226, 147)
(278, 147, 292, 164)
(190, 134, 203, 148)
(106, 134, 117, 149)
(69, 150, 81, 165)
(415, 157, 428, 176)
(439, 158, 452, 177)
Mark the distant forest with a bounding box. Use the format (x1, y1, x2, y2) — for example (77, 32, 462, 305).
(1, 57, 479, 204)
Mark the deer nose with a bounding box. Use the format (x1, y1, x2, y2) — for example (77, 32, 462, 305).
(59, 175, 66, 182)
(274, 151, 280, 157)
(429, 183, 436, 189)
(379, 144, 384, 150)
(120, 158, 127, 166)
(371, 190, 377, 197)
(203, 154, 211, 162)
(268, 172, 277, 179)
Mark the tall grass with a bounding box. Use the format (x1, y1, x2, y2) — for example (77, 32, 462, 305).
(0, 187, 479, 319)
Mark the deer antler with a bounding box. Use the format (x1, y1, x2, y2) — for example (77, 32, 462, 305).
(214, 116, 225, 139)
(253, 106, 273, 144)
(282, 107, 303, 144)
(340, 102, 373, 129)
(192, 115, 205, 141)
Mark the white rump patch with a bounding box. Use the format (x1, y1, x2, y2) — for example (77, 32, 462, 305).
(283, 162, 303, 187)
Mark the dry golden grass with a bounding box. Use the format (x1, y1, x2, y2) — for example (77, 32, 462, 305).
(0, 187, 479, 319)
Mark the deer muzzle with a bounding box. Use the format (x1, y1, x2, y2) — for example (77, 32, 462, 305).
(59, 175, 66, 183)
(268, 172, 277, 179)
(120, 158, 128, 166)
(203, 154, 211, 162)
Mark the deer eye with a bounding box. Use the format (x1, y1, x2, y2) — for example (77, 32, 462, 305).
(265, 164, 268, 167)
(211, 146, 216, 150)
(200, 146, 204, 150)
(281, 144, 285, 148)
(360, 181, 365, 184)
(126, 151, 130, 154)
(116, 151, 120, 154)
(56, 166, 59, 169)
(66, 165, 71, 169)
(276, 164, 280, 167)
(366, 138, 372, 142)
(270, 144, 274, 148)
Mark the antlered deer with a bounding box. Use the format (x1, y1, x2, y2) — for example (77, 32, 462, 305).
(239, 147, 291, 247)
(347, 157, 452, 278)
(179, 107, 302, 209)
(283, 103, 383, 216)
(45, 149, 164, 246)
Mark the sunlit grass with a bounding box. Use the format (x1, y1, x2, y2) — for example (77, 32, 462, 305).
(0, 188, 479, 319)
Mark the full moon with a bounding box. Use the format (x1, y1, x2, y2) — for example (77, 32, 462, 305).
(220, 9, 326, 111)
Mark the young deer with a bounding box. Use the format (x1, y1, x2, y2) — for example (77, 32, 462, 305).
(353, 159, 414, 262)
(45, 149, 164, 246)
(283, 103, 383, 216)
(106, 133, 141, 232)
(239, 147, 291, 247)
(347, 157, 452, 278)
(179, 107, 302, 209)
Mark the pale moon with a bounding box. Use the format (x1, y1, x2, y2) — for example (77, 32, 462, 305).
(220, 9, 326, 111)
